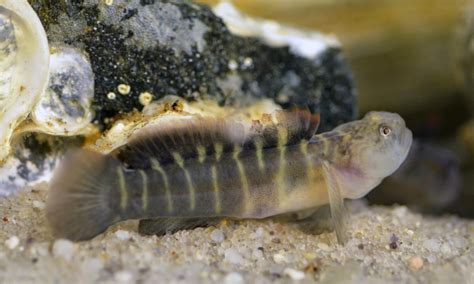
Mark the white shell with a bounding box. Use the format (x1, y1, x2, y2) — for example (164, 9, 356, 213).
(0, 0, 50, 163)
(32, 47, 95, 135)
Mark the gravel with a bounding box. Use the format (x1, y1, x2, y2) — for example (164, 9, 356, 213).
(0, 184, 473, 283)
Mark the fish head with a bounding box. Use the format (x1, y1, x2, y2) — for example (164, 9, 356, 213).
(357, 111, 412, 177)
(330, 111, 413, 199)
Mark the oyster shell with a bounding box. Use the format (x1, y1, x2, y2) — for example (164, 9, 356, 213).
(0, 0, 50, 163)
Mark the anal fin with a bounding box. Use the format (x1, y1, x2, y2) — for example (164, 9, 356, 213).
(138, 218, 222, 236)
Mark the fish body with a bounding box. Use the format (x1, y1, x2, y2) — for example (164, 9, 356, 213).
(46, 111, 412, 242)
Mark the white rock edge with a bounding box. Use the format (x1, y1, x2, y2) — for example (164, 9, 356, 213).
(213, 1, 340, 60)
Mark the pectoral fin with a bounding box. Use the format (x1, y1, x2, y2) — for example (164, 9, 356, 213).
(322, 161, 348, 245)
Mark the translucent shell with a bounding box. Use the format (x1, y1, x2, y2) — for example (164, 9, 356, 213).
(0, 0, 50, 163)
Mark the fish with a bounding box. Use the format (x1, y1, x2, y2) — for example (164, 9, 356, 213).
(45, 110, 413, 242)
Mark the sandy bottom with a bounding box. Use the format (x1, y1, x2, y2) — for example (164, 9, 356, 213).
(0, 184, 473, 284)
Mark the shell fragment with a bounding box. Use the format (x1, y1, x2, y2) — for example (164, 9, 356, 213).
(0, 0, 50, 163)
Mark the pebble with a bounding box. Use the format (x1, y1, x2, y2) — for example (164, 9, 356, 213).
(82, 258, 104, 273)
(224, 248, 245, 265)
(408, 256, 424, 271)
(393, 206, 408, 218)
(52, 239, 75, 261)
(283, 268, 305, 280)
(304, 252, 317, 260)
(254, 227, 265, 239)
(115, 270, 133, 283)
(32, 200, 45, 210)
(252, 248, 264, 259)
(273, 253, 288, 264)
(317, 242, 332, 252)
(426, 255, 437, 263)
(5, 236, 20, 250)
(224, 272, 244, 284)
(115, 230, 131, 241)
(440, 242, 452, 255)
(451, 236, 467, 249)
(210, 229, 225, 243)
(404, 229, 414, 236)
(423, 239, 440, 252)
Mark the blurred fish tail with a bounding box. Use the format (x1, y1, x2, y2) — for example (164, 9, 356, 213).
(46, 149, 120, 241)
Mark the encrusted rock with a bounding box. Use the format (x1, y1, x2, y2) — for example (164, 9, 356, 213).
(0, 0, 356, 195)
(30, 0, 356, 132)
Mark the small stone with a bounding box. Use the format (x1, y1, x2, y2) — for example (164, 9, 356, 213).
(408, 256, 424, 271)
(52, 239, 75, 261)
(304, 252, 317, 260)
(273, 253, 288, 264)
(393, 206, 408, 218)
(423, 238, 440, 252)
(451, 236, 466, 249)
(210, 229, 225, 243)
(389, 234, 399, 250)
(115, 230, 131, 241)
(426, 255, 437, 263)
(5, 236, 20, 250)
(224, 248, 244, 265)
(317, 242, 331, 251)
(272, 238, 281, 244)
(404, 229, 414, 236)
(252, 248, 264, 259)
(82, 258, 104, 273)
(440, 242, 452, 254)
(224, 272, 244, 284)
(115, 270, 133, 283)
(254, 227, 264, 238)
(32, 200, 45, 210)
(283, 268, 305, 281)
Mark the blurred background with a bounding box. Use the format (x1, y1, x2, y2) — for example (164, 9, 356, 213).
(199, 0, 474, 217)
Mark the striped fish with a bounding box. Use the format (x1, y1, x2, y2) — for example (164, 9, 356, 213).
(46, 110, 412, 243)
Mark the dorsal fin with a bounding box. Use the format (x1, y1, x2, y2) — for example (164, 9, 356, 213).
(113, 110, 320, 169)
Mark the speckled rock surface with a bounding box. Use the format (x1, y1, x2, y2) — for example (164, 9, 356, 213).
(0, 184, 472, 283)
(29, 0, 356, 132)
(2, 0, 356, 195)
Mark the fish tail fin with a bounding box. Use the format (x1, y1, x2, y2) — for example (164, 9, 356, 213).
(46, 149, 121, 241)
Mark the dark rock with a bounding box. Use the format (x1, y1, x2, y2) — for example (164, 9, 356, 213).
(29, 0, 357, 132)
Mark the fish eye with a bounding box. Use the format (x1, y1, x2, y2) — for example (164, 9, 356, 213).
(379, 125, 392, 137)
